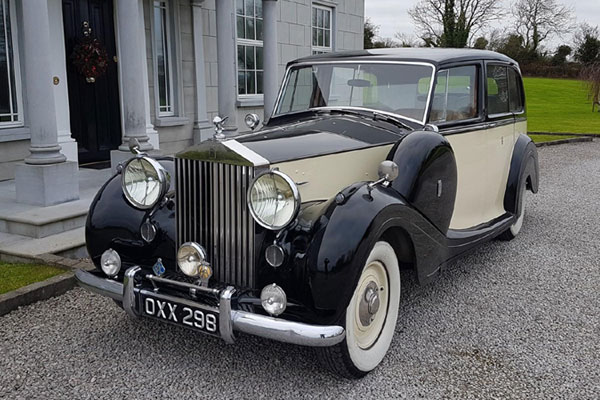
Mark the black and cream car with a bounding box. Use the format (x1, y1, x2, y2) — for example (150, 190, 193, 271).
(77, 48, 539, 378)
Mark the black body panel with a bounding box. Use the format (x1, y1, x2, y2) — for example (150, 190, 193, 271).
(85, 159, 177, 276)
(504, 133, 539, 216)
(388, 131, 457, 234)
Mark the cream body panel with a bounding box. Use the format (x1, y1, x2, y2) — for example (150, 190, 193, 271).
(272, 145, 394, 202)
(447, 122, 516, 229)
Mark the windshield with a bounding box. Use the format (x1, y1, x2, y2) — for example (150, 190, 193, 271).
(274, 62, 435, 124)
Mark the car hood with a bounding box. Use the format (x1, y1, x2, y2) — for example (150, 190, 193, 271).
(177, 114, 408, 164)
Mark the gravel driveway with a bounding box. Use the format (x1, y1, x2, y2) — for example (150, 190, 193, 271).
(1, 142, 599, 399)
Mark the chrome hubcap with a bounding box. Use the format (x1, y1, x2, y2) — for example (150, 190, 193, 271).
(359, 282, 380, 326)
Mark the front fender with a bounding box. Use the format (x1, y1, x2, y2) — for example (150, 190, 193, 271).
(293, 183, 447, 324)
(85, 158, 176, 274)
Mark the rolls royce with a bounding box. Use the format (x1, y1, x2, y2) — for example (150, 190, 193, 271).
(76, 48, 539, 378)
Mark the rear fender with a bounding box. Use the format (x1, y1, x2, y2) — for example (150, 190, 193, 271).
(504, 134, 539, 216)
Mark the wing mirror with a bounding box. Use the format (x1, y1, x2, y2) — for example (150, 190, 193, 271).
(244, 113, 261, 131)
(369, 161, 399, 189)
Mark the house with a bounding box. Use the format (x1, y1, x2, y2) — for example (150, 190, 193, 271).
(0, 0, 364, 207)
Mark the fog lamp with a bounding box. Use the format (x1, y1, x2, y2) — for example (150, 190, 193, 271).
(177, 242, 208, 277)
(261, 283, 287, 316)
(100, 249, 121, 277)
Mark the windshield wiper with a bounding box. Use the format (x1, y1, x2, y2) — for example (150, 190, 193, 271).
(372, 112, 414, 131)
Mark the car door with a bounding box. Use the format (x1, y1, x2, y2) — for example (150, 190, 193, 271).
(431, 63, 488, 230)
(482, 63, 518, 223)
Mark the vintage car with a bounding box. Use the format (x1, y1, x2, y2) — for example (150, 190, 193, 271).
(76, 48, 539, 378)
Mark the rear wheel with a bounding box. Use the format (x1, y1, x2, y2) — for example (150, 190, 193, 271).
(317, 241, 401, 378)
(499, 181, 528, 240)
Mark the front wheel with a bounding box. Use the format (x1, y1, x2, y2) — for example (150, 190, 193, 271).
(317, 241, 401, 378)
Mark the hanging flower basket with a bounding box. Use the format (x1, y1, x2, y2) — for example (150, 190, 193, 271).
(70, 36, 109, 83)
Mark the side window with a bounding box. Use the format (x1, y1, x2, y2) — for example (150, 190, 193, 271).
(487, 65, 509, 115)
(508, 68, 524, 113)
(430, 65, 478, 123)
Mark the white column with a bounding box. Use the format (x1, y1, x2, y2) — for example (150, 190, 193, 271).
(138, 0, 159, 149)
(15, 0, 79, 206)
(111, 0, 153, 168)
(215, 0, 237, 131)
(49, 0, 77, 162)
(263, 0, 279, 119)
(191, 0, 213, 143)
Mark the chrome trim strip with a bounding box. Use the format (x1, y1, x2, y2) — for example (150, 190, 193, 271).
(75, 269, 123, 301)
(273, 60, 436, 126)
(223, 140, 269, 167)
(123, 266, 141, 318)
(145, 274, 220, 295)
(231, 310, 345, 347)
(75, 268, 345, 347)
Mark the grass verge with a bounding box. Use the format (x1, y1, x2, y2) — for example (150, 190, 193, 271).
(528, 134, 578, 143)
(523, 77, 600, 134)
(0, 262, 67, 295)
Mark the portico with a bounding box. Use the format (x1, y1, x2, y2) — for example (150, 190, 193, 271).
(0, 0, 364, 258)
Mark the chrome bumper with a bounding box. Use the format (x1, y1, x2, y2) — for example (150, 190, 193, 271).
(75, 267, 345, 347)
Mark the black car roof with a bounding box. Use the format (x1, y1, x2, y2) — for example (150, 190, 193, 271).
(291, 48, 518, 68)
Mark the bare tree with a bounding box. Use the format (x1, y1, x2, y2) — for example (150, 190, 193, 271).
(394, 33, 422, 48)
(408, 0, 504, 48)
(513, 0, 574, 53)
(580, 63, 600, 112)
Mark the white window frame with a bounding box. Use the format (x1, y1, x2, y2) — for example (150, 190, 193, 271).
(311, 4, 333, 55)
(152, 0, 176, 118)
(236, 0, 264, 100)
(0, 0, 23, 129)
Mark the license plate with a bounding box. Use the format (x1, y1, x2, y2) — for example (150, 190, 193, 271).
(140, 292, 219, 336)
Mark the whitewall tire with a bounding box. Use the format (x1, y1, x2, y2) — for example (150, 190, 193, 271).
(500, 181, 527, 240)
(318, 241, 401, 378)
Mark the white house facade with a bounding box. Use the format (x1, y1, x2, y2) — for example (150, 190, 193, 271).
(0, 0, 364, 206)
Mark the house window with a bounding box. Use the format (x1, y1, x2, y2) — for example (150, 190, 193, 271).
(0, 0, 22, 128)
(312, 5, 332, 55)
(236, 0, 263, 97)
(153, 0, 175, 116)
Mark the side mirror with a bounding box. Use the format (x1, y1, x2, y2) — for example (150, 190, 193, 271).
(378, 160, 399, 183)
(244, 113, 261, 131)
(369, 160, 399, 189)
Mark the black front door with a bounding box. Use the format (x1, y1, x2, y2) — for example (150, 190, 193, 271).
(63, 0, 121, 164)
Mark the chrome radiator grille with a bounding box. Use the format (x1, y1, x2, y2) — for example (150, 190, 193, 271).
(175, 158, 255, 288)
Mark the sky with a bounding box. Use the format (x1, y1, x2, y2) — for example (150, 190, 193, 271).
(365, 0, 600, 50)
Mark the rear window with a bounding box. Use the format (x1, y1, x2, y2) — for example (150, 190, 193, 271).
(487, 65, 510, 115)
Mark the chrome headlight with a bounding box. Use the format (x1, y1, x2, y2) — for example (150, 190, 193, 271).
(247, 170, 300, 230)
(121, 156, 169, 209)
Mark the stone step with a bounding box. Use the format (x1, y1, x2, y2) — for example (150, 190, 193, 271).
(0, 227, 87, 259)
(0, 199, 90, 238)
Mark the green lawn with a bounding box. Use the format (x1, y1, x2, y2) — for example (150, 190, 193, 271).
(523, 77, 600, 134)
(0, 262, 67, 295)
(528, 134, 578, 143)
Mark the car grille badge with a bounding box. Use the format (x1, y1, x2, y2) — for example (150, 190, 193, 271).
(152, 258, 166, 277)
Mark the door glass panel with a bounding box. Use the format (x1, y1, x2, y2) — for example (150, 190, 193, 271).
(430, 66, 478, 123)
(487, 65, 509, 115)
(508, 68, 524, 112)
